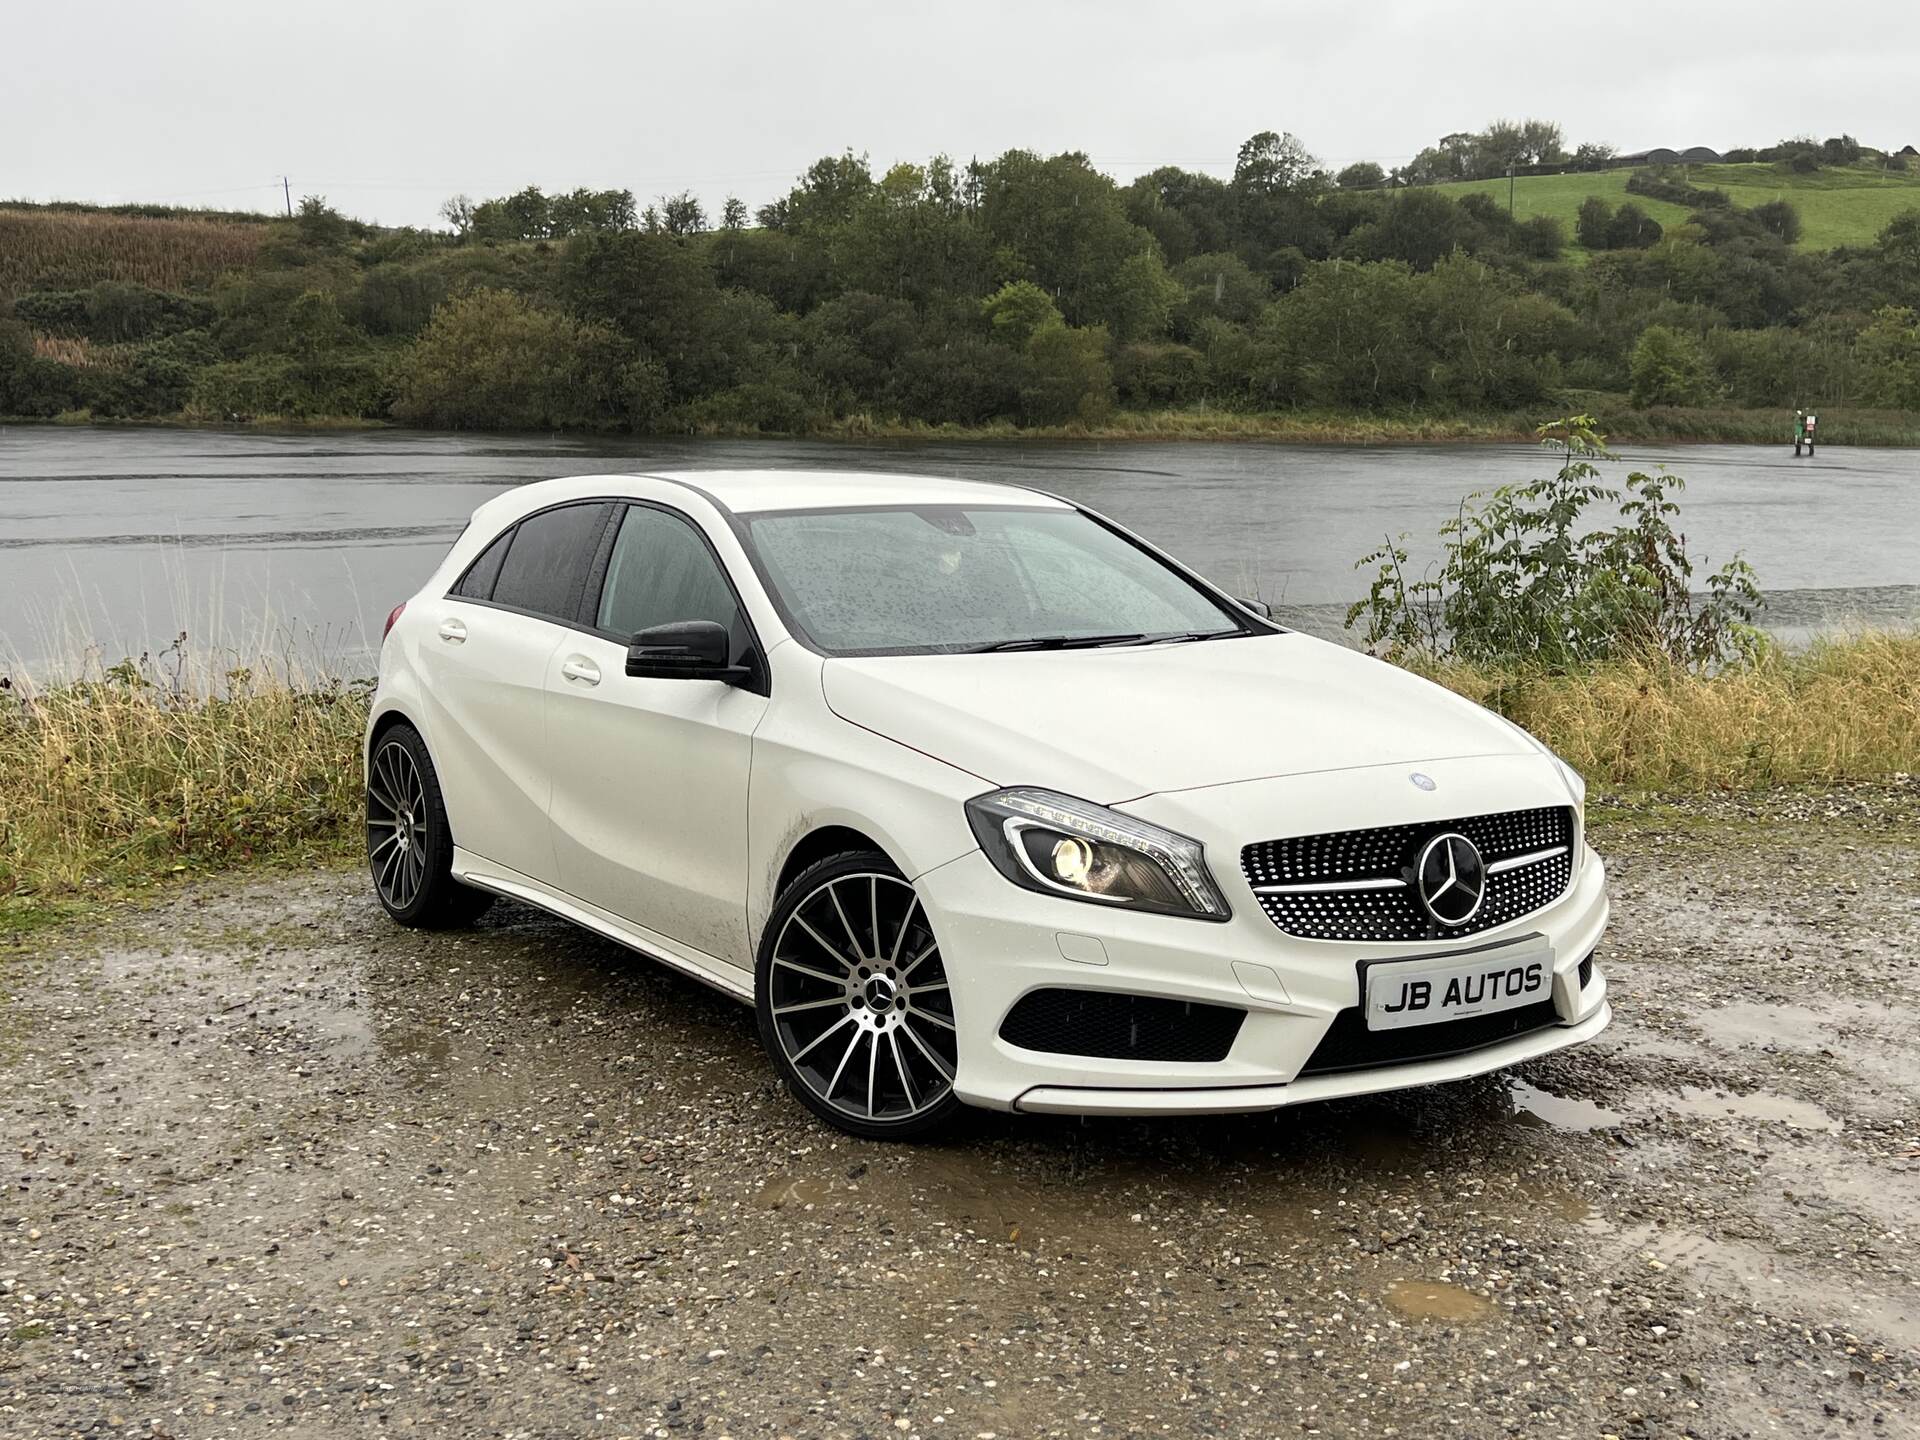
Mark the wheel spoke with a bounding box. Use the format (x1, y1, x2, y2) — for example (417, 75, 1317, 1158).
(901, 1019, 955, 1083)
(378, 841, 405, 899)
(866, 1026, 879, 1117)
(907, 980, 948, 996)
(825, 1027, 864, 1101)
(887, 895, 920, 967)
(827, 883, 867, 964)
(774, 955, 847, 988)
(774, 995, 847, 1017)
(907, 1007, 955, 1033)
(869, 875, 881, 963)
(888, 1031, 917, 1110)
(788, 1012, 854, 1065)
(377, 748, 405, 810)
(793, 914, 853, 971)
(901, 940, 939, 979)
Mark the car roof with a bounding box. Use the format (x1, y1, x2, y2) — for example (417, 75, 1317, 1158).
(622, 469, 1070, 516)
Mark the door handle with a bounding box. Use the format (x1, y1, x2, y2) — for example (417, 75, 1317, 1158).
(438, 618, 467, 644)
(561, 655, 601, 687)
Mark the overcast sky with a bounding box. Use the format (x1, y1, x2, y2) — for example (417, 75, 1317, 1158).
(11, 0, 1918, 228)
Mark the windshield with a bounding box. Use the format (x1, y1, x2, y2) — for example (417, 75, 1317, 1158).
(740, 504, 1254, 656)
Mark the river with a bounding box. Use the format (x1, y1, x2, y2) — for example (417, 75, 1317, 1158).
(2, 425, 1915, 675)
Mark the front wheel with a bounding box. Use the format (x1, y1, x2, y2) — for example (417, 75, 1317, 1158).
(366, 723, 494, 929)
(756, 852, 961, 1140)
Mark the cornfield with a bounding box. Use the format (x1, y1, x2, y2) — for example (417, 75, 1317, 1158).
(0, 207, 264, 294)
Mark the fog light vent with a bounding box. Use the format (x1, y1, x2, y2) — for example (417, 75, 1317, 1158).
(999, 989, 1244, 1062)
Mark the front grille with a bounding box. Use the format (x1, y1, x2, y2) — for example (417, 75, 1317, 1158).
(999, 989, 1245, 1062)
(1242, 806, 1575, 942)
(1298, 999, 1561, 1076)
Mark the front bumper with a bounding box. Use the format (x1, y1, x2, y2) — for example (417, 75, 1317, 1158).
(915, 762, 1610, 1115)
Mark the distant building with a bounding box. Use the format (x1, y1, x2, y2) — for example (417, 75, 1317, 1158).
(1900, 144, 1919, 157)
(1678, 146, 1723, 163)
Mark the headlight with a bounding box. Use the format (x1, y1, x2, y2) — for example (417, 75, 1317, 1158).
(964, 788, 1230, 921)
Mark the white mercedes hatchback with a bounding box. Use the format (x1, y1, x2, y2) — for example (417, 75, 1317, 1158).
(366, 470, 1610, 1138)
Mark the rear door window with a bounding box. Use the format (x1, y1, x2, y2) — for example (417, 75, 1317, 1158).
(488, 503, 613, 623)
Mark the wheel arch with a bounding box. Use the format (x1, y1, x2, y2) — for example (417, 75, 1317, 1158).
(365, 704, 420, 767)
(775, 824, 898, 899)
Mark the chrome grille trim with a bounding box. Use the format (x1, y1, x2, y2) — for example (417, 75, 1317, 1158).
(1252, 875, 1408, 895)
(1486, 844, 1571, 875)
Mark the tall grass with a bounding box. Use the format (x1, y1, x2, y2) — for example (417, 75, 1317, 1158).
(1429, 631, 1920, 791)
(0, 643, 367, 924)
(2, 633, 1915, 932)
(0, 207, 263, 294)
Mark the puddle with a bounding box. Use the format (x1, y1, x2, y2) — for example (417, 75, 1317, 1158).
(1622, 1224, 1920, 1350)
(1508, 1081, 1624, 1132)
(1659, 1085, 1840, 1133)
(756, 1175, 835, 1210)
(1385, 1278, 1495, 1322)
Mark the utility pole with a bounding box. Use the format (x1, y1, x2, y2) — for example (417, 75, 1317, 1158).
(282, 176, 292, 217)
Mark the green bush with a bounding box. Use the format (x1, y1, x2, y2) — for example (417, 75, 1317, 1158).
(191, 350, 391, 419)
(1629, 325, 1715, 407)
(1348, 416, 1763, 671)
(1114, 342, 1207, 407)
(391, 288, 623, 429)
(1021, 322, 1114, 425)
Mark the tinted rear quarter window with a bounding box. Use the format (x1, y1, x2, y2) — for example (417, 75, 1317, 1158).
(488, 503, 612, 622)
(452, 526, 513, 600)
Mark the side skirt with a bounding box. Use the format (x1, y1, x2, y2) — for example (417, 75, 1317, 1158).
(452, 847, 755, 1004)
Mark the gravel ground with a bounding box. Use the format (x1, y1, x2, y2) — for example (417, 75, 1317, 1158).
(3, 785, 1917, 1439)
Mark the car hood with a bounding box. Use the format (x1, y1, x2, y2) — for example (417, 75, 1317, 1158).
(821, 632, 1537, 803)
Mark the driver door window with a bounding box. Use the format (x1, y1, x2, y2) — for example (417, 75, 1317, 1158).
(598, 505, 744, 648)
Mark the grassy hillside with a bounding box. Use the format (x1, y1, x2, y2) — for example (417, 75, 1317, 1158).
(1435, 160, 1920, 252)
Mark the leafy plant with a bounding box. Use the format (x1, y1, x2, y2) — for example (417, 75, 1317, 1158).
(1346, 416, 1763, 671)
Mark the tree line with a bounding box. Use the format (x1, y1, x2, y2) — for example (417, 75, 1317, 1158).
(4, 126, 1920, 431)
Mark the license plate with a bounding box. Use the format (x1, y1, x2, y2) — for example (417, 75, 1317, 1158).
(1364, 946, 1553, 1030)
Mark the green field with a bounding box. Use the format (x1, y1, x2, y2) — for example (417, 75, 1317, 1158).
(1435, 160, 1920, 253)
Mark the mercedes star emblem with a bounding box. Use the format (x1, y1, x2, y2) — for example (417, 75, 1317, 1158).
(1416, 831, 1486, 927)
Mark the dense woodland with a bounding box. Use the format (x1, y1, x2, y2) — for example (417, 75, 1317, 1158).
(3, 124, 1920, 432)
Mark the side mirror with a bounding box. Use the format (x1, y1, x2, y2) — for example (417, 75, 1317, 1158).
(625, 620, 751, 684)
(1236, 596, 1272, 620)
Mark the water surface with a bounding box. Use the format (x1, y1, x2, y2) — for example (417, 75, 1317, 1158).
(2, 425, 1914, 673)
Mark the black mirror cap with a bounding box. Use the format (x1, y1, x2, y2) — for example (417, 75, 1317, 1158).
(625, 619, 750, 683)
(1236, 596, 1272, 620)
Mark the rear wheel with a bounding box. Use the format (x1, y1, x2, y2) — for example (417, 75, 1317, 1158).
(366, 723, 493, 929)
(756, 852, 961, 1140)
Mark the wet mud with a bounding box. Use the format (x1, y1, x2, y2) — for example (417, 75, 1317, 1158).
(2, 785, 1917, 1437)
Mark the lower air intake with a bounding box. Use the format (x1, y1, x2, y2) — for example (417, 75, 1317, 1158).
(1298, 999, 1562, 1076)
(999, 989, 1245, 1062)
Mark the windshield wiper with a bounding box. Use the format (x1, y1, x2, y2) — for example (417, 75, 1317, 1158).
(965, 633, 1148, 653)
(1141, 628, 1243, 646)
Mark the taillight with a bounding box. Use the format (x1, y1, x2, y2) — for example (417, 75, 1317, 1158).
(383, 602, 407, 640)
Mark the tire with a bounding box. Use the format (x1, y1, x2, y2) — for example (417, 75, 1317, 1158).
(755, 851, 962, 1140)
(365, 722, 494, 930)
